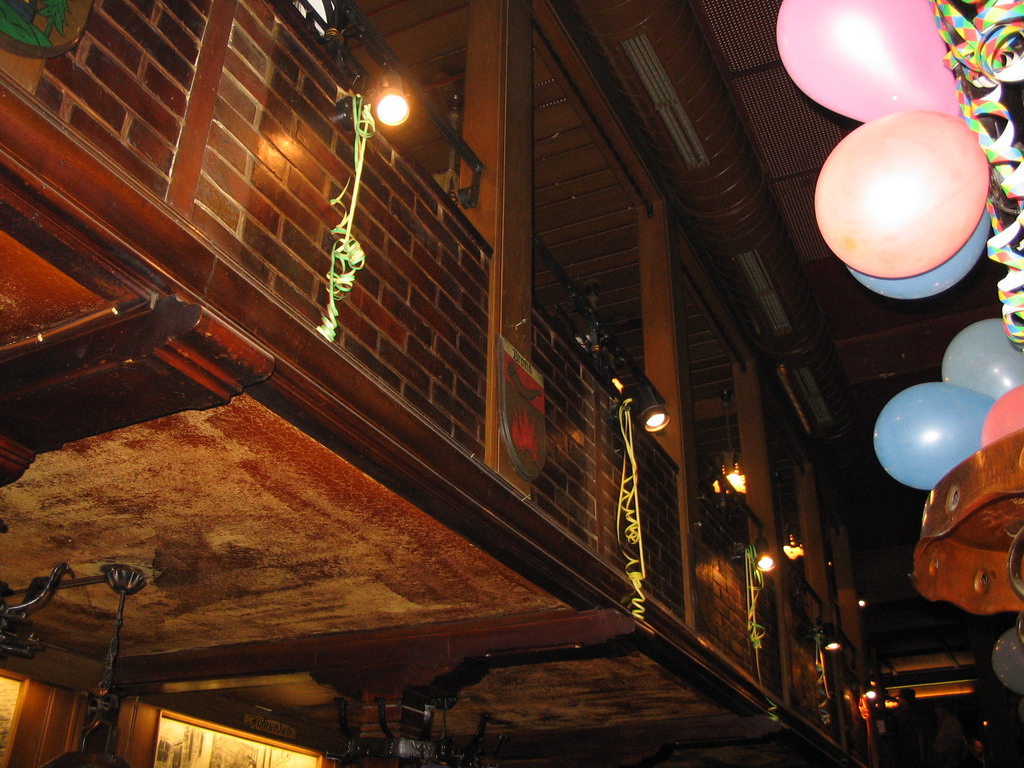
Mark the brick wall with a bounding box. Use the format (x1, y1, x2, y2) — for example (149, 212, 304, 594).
(532, 311, 684, 617)
(531, 313, 601, 548)
(38, 0, 202, 198)
(692, 493, 754, 672)
(32, 0, 492, 456)
(201, 1, 491, 455)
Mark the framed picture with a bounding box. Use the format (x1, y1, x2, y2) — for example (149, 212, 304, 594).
(0, 675, 23, 767)
(154, 713, 321, 768)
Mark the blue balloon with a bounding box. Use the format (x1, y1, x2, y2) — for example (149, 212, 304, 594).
(993, 627, 1024, 695)
(943, 318, 1024, 399)
(874, 382, 994, 490)
(849, 213, 988, 299)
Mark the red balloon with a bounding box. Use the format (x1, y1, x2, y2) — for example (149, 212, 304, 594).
(815, 111, 989, 278)
(982, 384, 1024, 447)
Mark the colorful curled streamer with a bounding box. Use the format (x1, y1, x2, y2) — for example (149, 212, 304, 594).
(616, 398, 647, 621)
(745, 546, 766, 657)
(317, 94, 376, 342)
(741, 546, 780, 721)
(932, 1, 1024, 342)
(813, 630, 833, 725)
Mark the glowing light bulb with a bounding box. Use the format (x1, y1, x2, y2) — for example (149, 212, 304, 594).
(375, 90, 410, 126)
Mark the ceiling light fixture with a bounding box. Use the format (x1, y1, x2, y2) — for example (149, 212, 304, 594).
(720, 388, 746, 493)
(621, 33, 708, 169)
(40, 565, 147, 768)
(783, 532, 805, 560)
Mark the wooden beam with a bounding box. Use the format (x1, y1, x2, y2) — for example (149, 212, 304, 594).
(116, 609, 636, 691)
(460, 0, 534, 486)
(0, 296, 273, 456)
(167, 0, 238, 216)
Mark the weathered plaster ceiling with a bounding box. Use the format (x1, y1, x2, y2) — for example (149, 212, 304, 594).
(0, 395, 563, 658)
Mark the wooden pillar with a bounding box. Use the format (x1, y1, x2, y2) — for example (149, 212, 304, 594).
(832, 524, 866, 670)
(460, 0, 534, 489)
(638, 203, 698, 622)
(796, 463, 829, 615)
(734, 363, 792, 703)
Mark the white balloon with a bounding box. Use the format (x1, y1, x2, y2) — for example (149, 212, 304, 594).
(992, 627, 1024, 695)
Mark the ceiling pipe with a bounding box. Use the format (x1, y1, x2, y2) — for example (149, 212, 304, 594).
(574, 0, 853, 437)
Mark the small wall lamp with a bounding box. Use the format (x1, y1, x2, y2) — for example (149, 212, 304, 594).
(373, 68, 410, 126)
(633, 381, 669, 433)
(817, 622, 842, 651)
(754, 536, 775, 573)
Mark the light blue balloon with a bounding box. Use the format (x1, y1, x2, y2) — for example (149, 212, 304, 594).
(993, 627, 1024, 695)
(942, 318, 1024, 399)
(849, 213, 988, 299)
(874, 382, 994, 490)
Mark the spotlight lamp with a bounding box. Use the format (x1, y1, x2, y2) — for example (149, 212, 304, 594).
(633, 381, 669, 433)
(373, 68, 410, 126)
(818, 622, 842, 652)
(754, 536, 775, 572)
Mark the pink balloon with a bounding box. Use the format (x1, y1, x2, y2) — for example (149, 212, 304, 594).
(777, 0, 960, 123)
(982, 385, 1024, 447)
(815, 111, 989, 278)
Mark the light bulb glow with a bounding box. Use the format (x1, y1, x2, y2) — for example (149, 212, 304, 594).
(644, 410, 668, 432)
(375, 91, 410, 126)
(725, 465, 746, 494)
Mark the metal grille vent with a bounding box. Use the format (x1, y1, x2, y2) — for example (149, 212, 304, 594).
(730, 68, 847, 179)
(694, 0, 783, 73)
(772, 177, 834, 263)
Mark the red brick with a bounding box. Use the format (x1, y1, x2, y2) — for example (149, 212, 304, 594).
(156, 7, 200, 66)
(85, 46, 181, 144)
(270, 270, 320, 323)
(99, 0, 195, 86)
(343, 335, 401, 391)
(379, 337, 430, 394)
(160, 1, 206, 41)
(350, 289, 407, 348)
(87, 12, 144, 73)
(223, 49, 269, 109)
(229, 25, 270, 80)
(68, 107, 167, 197)
(207, 121, 249, 174)
(234, 2, 275, 59)
(196, 176, 241, 231)
(143, 60, 187, 116)
(46, 54, 128, 131)
(218, 74, 259, 125)
(35, 74, 63, 114)
(204, 153, 280, 235)
(260, 112, 326, 189)
(191, 204, 245, 258)
(252, 164, 320, 235)
(127, 118, 173, 175)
